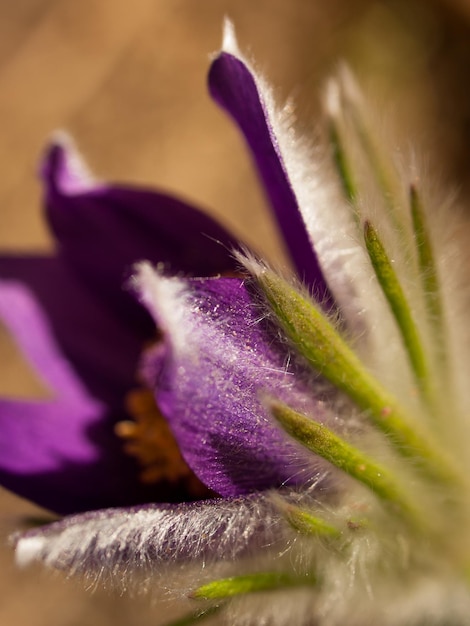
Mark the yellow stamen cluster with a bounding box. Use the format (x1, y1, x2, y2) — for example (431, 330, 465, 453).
(115, 388, 210, 498)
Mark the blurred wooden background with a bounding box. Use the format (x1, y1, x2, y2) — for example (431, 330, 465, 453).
(1, 0, 470, 624)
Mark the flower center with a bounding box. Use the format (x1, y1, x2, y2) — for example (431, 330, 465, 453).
(115, 388, 211, 499)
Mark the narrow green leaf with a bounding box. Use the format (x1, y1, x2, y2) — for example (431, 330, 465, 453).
(410, 186, 438, 298)
(410, 184, 446, 365)
(343, 92, 403, 230)
(255, 269, 457, 485)
(329, 120, 358, 205)
(270, 402, 422, 527)
(191, 572, 310, 601)
(278, 500, 342, 538)
(364, 220, 432, 403)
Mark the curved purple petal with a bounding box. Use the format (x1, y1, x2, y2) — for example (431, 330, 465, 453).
(208, 41, 333, 305)
(0, 280, 197, 514)
(137, 267, 330, 497)
(42, 139, 243, 331)
(14, 494, 290, 574)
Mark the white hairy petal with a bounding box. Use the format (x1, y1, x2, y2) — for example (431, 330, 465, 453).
(134, 261, 190, 357)
(14, 496, 288, 576)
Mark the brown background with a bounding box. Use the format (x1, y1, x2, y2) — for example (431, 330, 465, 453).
(0, 1, 470, 624)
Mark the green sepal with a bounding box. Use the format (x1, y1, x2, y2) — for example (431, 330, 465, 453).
(255, 269, 455, 484)
(270, 401, 422, 527)
(364, 220, 431, 402)
(191, 572, 311, 601)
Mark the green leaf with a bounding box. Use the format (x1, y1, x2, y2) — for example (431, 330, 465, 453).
(191, 572, 311, 601)
(364, 220, 432, 403)
(410, 185, 447, 367)
(276, 499, 342, 538)
(255, 269, 457, 485)
(342, 83, 403, 230)
(270, 401, 422, 527)
(329, 120, 358, 205)
(285, 506, 341, 538)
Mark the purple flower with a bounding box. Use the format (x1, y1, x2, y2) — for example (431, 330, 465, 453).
(0, 136, 247, 514)
(3, 21, 470, 626)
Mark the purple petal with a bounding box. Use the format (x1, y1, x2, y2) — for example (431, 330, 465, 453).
(0, 256, 146, 407)
(42, 139, 243, 331)
(137, 267, 329, 497)
(14, 494, 289, 575)
(0, 280, 196, 514)
(208, 40, 333, 304)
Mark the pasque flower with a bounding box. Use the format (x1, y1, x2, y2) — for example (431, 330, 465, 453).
(2, 20, 470, 626)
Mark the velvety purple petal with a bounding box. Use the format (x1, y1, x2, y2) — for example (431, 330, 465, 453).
(0, 280, 199, 514)
(0, 256, 147, 407)
(208, 49, 333, 305)
(14, 494, 290, 575)
(42, 139, 243, 329)
(137, 267, 330, 497)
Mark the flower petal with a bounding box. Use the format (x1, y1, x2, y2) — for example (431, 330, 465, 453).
(42, 137, 243, 327)
(136, 266, 330, 497)
(208, 24, 332, 304)
(14, 495, 288, 575)
(0, 280, 190, 514)
(0, 256, 146, 406)
(210, 26, 411, 367)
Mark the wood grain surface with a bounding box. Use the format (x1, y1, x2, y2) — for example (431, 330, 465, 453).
(0, 1, 469, 624)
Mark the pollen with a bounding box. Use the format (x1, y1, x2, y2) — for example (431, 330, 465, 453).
(115, 388, 210, 498)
